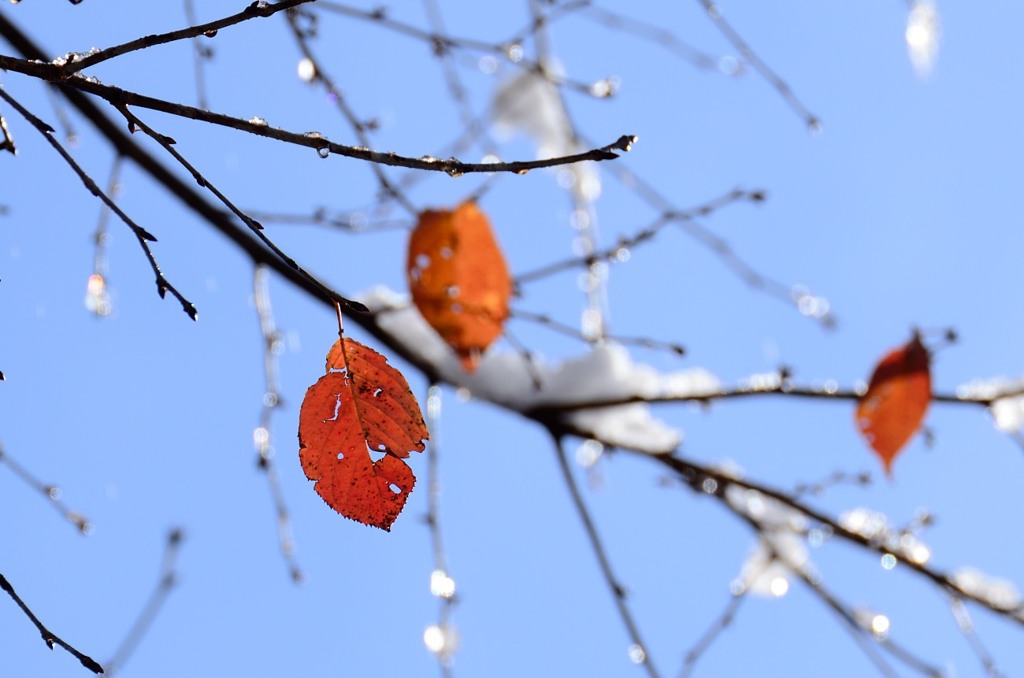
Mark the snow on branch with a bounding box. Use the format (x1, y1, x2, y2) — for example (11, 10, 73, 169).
(359, 286, 720, 454)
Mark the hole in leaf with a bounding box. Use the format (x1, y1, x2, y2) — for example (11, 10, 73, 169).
(451, 303, 462, 314)
(439, 246, 453, 259)
(445, 285, 459, 298)
(416, 253, 431, 268)
(322, 394, 343, 422)
(388, 483, 402, 494)
(337, 451, 345, 460)
(373, 387, 383, 398)
(367, 445, 386, 462)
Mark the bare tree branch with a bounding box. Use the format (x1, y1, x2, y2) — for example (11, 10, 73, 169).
(551, 434, 660, 678)
(59, 0, 312, 76)
(0, 573, 103, 674)
(0, 84, 197, 319)
(0, 56, 635, 178)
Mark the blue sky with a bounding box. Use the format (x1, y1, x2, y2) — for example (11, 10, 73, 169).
(2, 2, 1024, 676)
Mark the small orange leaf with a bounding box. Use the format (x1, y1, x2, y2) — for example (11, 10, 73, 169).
(407, 201, 512, 371)
(298, 338, 428, 531)
(855, 332, 931, 475)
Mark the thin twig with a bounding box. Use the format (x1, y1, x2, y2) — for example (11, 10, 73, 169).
(316, 2, 604, 97)
(513, 187, 755, 283)
(510, 309, 686, 357)
(0, 573, 104, 674)
(84, 155, 121, 318)
(726, 505, 942, 676)
(0, 84, 197, 319)
(183, 0, 211, 110)
(114, 103, 367, 316)
(0, 55, 637, 179)
(252, 266, 303, 583)
(242, 207, 410, 233)
(105, 529, 185, 676)
(949, 597, 1005, 677)
(43, 83, 78, 144)
(696, 0, 819, 129)
(60, 0, 312, 76)
(0, 108, 15, 153)
(551, 434, 660, 678)
(654, 452, 1024, 627)
(422, 0, 499, 159)
(423, 385, 457, 676)
(577, 4, 723, 72)
(0, 443, 93, 534)
(284, 10, 417, 216)
(530, 378, 1016, 415)
(679, 594, 744, 677)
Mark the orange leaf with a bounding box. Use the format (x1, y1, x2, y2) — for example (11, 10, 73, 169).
(298, 338, 428, 530)
(855, 332, 931, 475)
(407, 201, 512, 371)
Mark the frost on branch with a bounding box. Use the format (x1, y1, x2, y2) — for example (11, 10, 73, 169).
(951, 568, 1022, 612)
(726, 479, 812, 598)
(359, 287, 721, 454)
(957, 376, 1024, 433)
(840, 508, 932, 565)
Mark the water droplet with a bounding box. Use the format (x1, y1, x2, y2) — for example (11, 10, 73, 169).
(769, 577, 789, 597)
(427, 385, 443, 419)
(881, 553, 898, 570)
(297, 57, 316, 82)
(248, 116, 269, 127)
(506, 43, 524, 63)
(575, 440, 604, 468)
(807, 118, 823, 136)
(718, 55, 740, 76)
(253, 427, 270, 449)
(429, 569, 457, 598)
(478, 55, 497, 74)
(317, 146, 330, 159)
(870, 614, 890, 639)
(701, 477, 718, 494)
(423, 623, 458, 658)
(203, 29, 218, 38)
(304, 131, 324, 140)
(419, 155, 438, 163)
(85, 273, 113, 317)
(627, 644, 647, 665)
(589, 79, 613, 98)
(423, 625, 446, 654)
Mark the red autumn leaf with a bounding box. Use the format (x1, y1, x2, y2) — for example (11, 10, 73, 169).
(407, 201, 512, 372)
(298, 337, 428, 531)
(855, 332, 931, 475)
